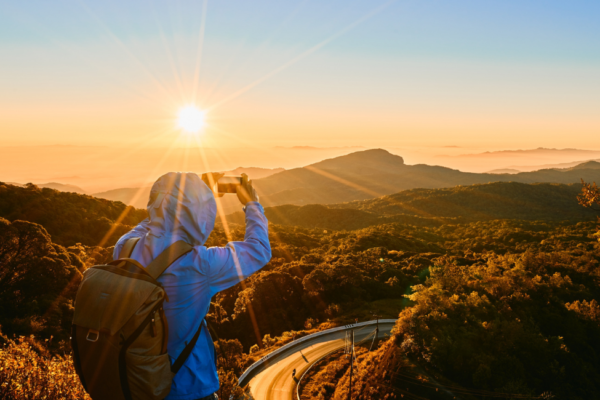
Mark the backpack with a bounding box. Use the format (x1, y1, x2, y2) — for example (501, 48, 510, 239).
(71, 238, 203, 400)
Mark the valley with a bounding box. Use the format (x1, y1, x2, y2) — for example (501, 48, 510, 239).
(1, 163, 599, 399)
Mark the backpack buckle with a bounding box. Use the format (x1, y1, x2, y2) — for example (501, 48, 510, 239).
(86, 329, 100, 342)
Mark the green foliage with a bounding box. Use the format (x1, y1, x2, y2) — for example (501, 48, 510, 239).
(0, 182, 147, 246)
(393, 250, 600, 398)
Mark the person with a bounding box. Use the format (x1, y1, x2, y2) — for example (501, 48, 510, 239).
(113, 172, 271, 400)
(292, 368, 296, 377)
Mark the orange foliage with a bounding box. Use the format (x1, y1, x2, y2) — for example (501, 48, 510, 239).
(0, 336, 89, 400)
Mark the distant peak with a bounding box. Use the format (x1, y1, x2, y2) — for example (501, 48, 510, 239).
(307, 148, 404, 171)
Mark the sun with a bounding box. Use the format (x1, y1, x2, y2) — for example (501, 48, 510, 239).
(178, 106, 206, 133)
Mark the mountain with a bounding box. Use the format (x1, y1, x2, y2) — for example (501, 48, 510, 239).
(90, 149, 600, 214)
(226, 182, 595, 231)
(0, 182, 147, 246)
(486, 168, 520, 174)
(252, 149, 600, 209)
(7, 181, 87, 194)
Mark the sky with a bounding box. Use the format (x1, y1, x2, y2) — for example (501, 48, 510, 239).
(1, 0, 599, 177)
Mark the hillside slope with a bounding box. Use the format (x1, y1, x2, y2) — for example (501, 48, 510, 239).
(335, 181, 594, 220)
(0, 182, 147, 246)
(7, 181, 87, 194)
(226, 182, 596, 231)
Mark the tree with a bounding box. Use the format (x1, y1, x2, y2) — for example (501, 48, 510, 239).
(579, 179, 600, 241)
(0, 218, 81, 342)
(578, 180, 600, 208)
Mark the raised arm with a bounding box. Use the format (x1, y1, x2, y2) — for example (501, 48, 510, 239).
(200, 201, 271, 295)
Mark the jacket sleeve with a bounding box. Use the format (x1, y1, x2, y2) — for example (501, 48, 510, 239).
(112, 218, 151, 260)
(200, 202, 271, 295)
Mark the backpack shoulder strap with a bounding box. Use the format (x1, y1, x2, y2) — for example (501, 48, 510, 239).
(119, 239, 198, 373)
(119, 237, 140, 258)
(171, 320, 204, 374)
(146, 240, 193, 280)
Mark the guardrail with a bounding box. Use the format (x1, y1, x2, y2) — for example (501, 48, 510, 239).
(238, 319, 396, 387)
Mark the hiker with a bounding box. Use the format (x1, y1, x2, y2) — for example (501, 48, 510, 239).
(112, 172, 271, 400)
(292, 368, 296, 377)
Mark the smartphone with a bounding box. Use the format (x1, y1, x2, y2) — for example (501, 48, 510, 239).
(217, 176, 242, 194)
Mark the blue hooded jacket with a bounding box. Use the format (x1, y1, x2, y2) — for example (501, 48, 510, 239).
(113, 172, 271, 399)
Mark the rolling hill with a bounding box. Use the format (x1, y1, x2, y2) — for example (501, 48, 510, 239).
(0, 182, 147, 246)
(7, 181, 87, 194)
(225, 182, 596, 231)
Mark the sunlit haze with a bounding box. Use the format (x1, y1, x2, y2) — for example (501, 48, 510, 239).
(0, 0, 599, 189)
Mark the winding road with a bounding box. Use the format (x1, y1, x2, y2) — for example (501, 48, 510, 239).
(242, 321, 396, 400)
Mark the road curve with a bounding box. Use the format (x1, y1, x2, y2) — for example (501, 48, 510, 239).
(247, 322, 395, 400)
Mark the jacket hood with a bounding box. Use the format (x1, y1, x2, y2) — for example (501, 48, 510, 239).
(145, 172, 216, 256)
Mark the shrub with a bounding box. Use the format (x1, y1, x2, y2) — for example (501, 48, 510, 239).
(0, 336, 89, 400)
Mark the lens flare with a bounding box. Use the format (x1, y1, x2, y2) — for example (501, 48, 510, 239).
(178, 106, 205, 133)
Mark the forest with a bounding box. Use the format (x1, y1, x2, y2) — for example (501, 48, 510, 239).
(0, 179, 599, 399)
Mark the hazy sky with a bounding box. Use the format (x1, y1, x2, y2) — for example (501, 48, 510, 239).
(1, 0, 599, 152)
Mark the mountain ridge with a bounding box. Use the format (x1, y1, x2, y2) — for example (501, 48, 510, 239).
(88, 149, 600, 213)
(7, 181, 87, 194)
(253, 149, 600, 209)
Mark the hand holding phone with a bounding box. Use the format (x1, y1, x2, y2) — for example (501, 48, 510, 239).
(236, 174, 259, 205)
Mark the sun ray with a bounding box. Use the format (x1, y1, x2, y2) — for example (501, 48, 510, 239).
(195, 129, 301, 268)
(75, 0, 180, 106)
(203, 124, 285, 166)
(91, 127, 184, 250)
(2, 1, 169, 106)
(206, 0, 397, 112)
(84, 122, 187, 194)
(196, 37, 249, 108)
(189, 136, 267, 346)
(150, 2, 187, 105)
(191, 0, 209, 104)
(198, 0, 320, 109)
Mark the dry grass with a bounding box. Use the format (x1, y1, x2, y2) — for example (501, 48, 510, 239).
(0, 336, 89, 400)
